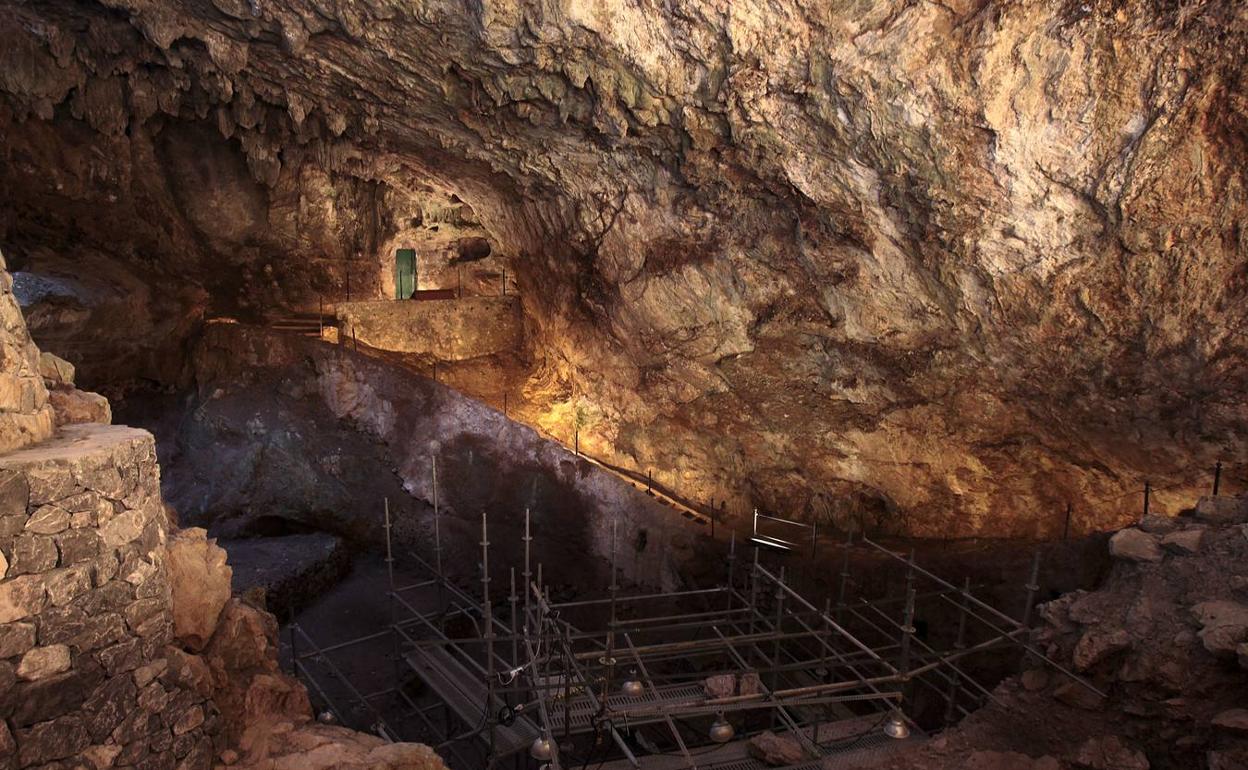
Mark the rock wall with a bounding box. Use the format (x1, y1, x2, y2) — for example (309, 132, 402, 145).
(336, 296, 522, 361)
(181, 324, 701, 591)
(0, 424, 220, 770)
(0, 254, 53, 455)
(1, 0, 1245, 537)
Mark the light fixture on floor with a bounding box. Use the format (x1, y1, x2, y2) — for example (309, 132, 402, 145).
(709, 713, 734, 743)
(530, 734, 554, 761)
(883, 712, 910, 739)
(621, 669, 644, 698)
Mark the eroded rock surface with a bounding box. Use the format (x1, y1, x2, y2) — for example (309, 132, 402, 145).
(0, 2, 1244, 536)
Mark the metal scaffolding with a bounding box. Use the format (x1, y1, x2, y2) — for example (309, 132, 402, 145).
(287, 494, 1104, 770)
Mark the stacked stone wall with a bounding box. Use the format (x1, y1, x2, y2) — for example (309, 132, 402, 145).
(0, 424, 219, 769)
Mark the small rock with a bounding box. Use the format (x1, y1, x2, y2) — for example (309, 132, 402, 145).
(1191, 601, 1248, 657)
(1074, 735, 1149, 769)
(1193, 495, 1248, 525)
(703, 673, 735, 698)
(48, 388, 112, 427)
(746, 731, 807, 766)
(1139, 515, 1179, 534)
(37, 352, 75, 387)
(1212, 709, 1248, 734)
(17, 644, 71, 681)
(739, 671, 763, 696)
(1054, 680, 1105, 711)
(1021, 668, 1050, 691)
(219, 748, 239, 765)
(1160, 528, 1204, 555)
(1074, 628, 1131, 671)
(1109, 529, 1162, 563)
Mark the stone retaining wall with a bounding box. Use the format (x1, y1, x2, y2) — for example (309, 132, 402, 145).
(335, 296, 521, 361)
(0, 424, 219, 770)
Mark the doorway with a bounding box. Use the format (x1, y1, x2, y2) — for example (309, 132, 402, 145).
(394, 249, 416, 299)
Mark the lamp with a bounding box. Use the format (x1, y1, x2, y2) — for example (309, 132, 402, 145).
(708, 713, 735, 743)
(883, 712, 910, 739)
(621, 669, 644, 698)
(530, 735, 554, 761)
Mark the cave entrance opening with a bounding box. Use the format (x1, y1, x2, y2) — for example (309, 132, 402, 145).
(395, 248, 417, 299)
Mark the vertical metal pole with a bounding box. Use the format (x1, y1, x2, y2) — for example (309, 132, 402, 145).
(725, 531, 737, 610)
(836, 531, 853, 624)
(501, 267, 507, 296)
(646, 470, 652, 493)
(1214, 461, 1222, 496)
(432, 455, 444, 612)
(769, 566, 786, 729)
(748, 547, 761, 638)
(710, 498, 715, 539)
(1019, 549, 1042, 669)
(509, 567, 519, 672)
(318, 296, 324, 338)
(480, 512, 497, 766)
(289, 622, 298, 678)
(943, 577, 971, 725)
(522, 508, 532, 634)
(1143, 480, 1151, 519)
(811, 521, 818, 560)
(503, 393, 508, 418)
(1062, 503, 1072, 542)
(352, 325, 358, 352)
(603, 518, 619, 703)
(384, 498, 404, 700)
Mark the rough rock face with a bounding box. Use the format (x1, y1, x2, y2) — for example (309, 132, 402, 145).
(167, 528, 232, 653)
(0, 252, 54, 454)
(857, 495, 1248, 770)
(1, 1, 1247, 536)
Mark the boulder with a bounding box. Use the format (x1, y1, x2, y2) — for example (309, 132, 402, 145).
(1073, 628, 1132, 671)
(1191, 601, 1248, 657)
(167, 527, 232, 651)
(1193, 495, 1248, 525)
(746, 731, 807, 766)
(48, 388, 112, 427)
(1160, 528, 1204, 555)
(37, 352, 75, 387)
(1073, 735, 1149, 769)
(230, 722, 447, 770)
(1212, 709, 1248, 734)
(1108, 529, 1162, 563)
(1239, 642, 1248, 670)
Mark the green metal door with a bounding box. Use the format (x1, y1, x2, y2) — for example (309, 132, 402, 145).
(395, 249, 416, 299)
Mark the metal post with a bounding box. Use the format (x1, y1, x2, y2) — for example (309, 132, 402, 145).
(602, 518, 620, 703)
(646, 470, 652, 493)
(837, 531, 853, 624)
(503, 393, 508, 418)
(769, 566, 787, 728)
(319, 296, 324, 338)
(501, 267, 507, 296)
(509, 567, 519, 673)
(432, 361, 437, 382)
(1214, 461, 1222, 496)
(352, 325, 358, 352)
(725, 531, 737, 610)
(943, 577, 971, 725)
(432, 456, 444, 613)
(1019, 550, 1042, 669)
(523, 508, 532, 635)
(710, 498, 715, 539)
(1143, 480, 1151, 519)
(748, 547, 761, 639)
(811, 521, 818, 560)
(1062, 502, 1072, 542)
(480, 512, 497, 765)
(384, 499, 400, 693)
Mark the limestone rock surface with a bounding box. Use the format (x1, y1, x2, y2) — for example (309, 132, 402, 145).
(167, 528, 232, 652)
(0, 1, 1245, 537)
(1108, 529, 1163, 563)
